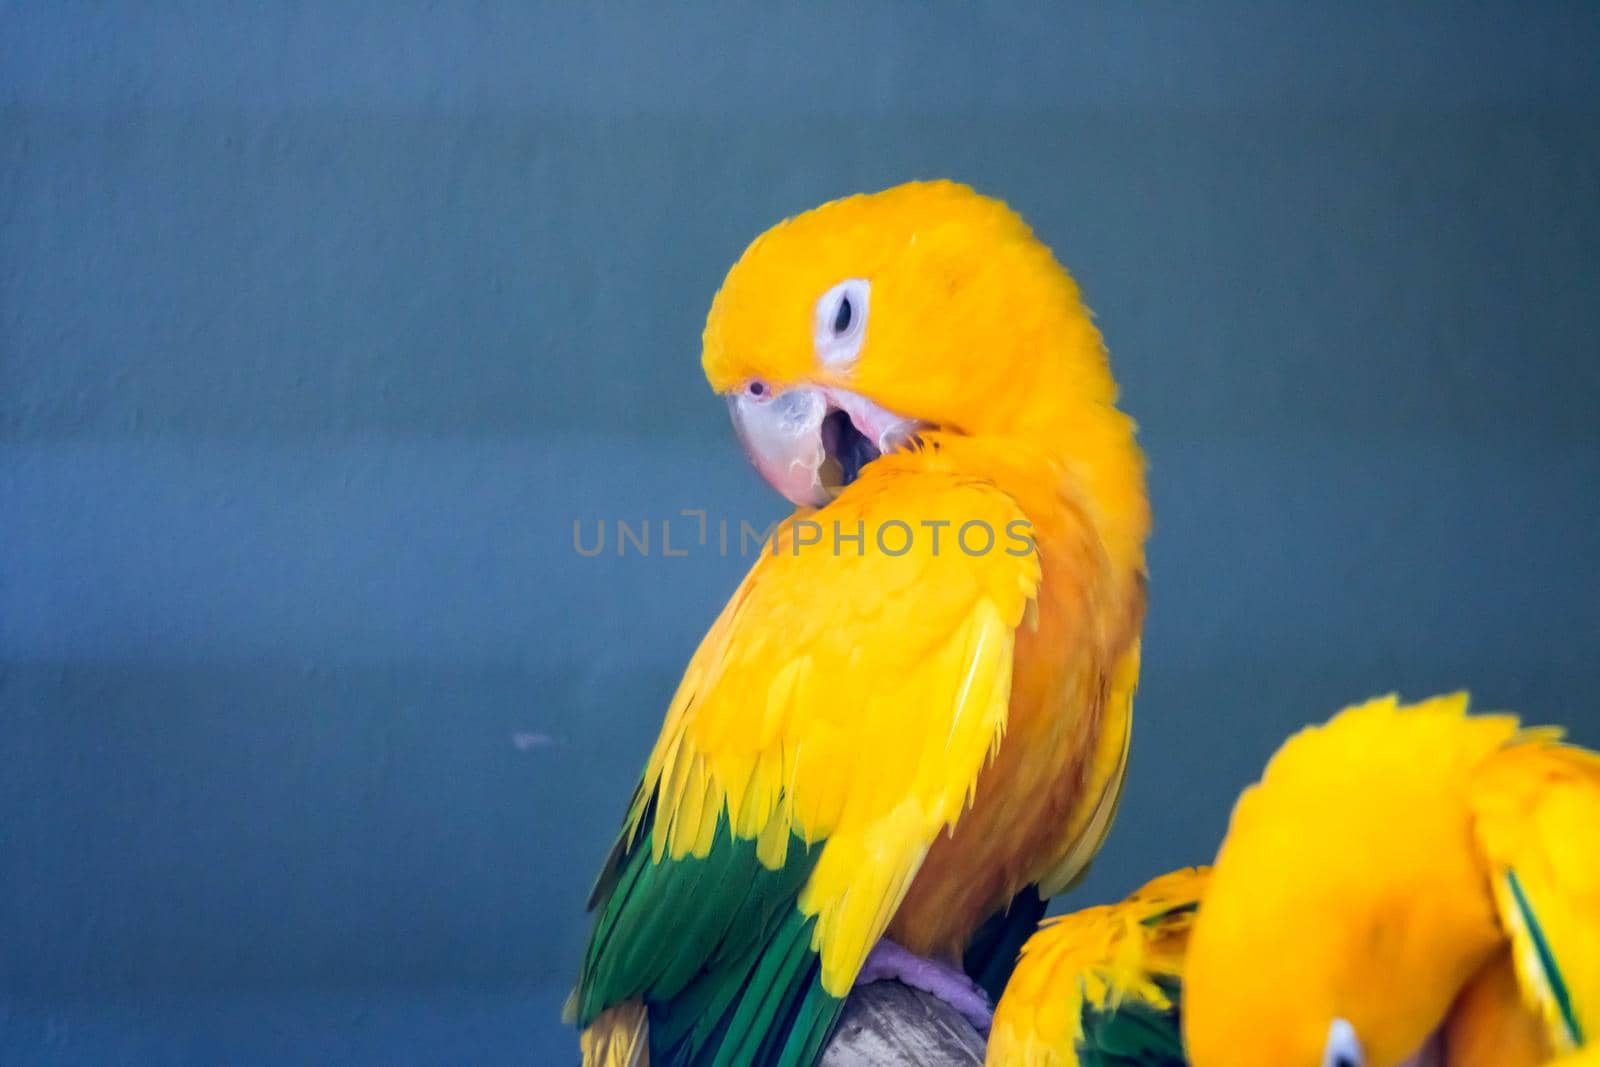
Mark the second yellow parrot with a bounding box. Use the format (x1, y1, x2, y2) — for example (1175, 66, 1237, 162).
(988, 866, 1208, 1067)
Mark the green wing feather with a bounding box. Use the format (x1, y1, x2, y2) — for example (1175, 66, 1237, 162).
(575, 799, 844, 1067)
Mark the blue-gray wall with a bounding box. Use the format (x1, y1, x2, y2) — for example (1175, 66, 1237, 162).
(4, 3, 1599, 1063)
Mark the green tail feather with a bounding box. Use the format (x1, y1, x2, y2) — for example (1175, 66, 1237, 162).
(576, 802, 845, 1067)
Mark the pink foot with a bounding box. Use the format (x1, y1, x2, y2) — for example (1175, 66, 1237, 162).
(855, 939, 994, 1035)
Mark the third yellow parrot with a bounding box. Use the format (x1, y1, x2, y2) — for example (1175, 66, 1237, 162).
(1184, 693, 1600, 1067)
(571, 181, 1149, 1066)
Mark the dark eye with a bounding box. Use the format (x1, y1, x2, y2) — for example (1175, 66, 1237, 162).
(814, 279, 869, 367)
(832, 296, 853, 335)
(747, 380, 768, 398)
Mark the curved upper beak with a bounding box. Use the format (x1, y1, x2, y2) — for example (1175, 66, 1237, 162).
(727, 386, 927, 507)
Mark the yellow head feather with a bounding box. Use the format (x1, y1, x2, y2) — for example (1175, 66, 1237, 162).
(703, 181, 1117, 435)
(1184, 693, 1519, 1067)
(700, 179, 1147, 577)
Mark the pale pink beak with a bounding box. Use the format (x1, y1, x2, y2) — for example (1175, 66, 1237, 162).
(727, 386, 926, 507)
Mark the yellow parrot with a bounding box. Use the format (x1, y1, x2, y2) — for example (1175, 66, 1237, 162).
(570, 181, 1149, 1066)
(988, 866, 1209, 1067)
(1183, 693, 1600, 1067)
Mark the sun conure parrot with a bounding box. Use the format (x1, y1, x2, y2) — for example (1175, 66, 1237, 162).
(569, 181, 1149, 1066)
(987, 866, 1208, 1067)
(1183, 692, 1600, 1067)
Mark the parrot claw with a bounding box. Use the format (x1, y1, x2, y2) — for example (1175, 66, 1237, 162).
(855, 939, 994, 1035)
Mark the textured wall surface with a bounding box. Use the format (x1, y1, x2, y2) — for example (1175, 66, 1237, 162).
(4, 3, 1600, 1063)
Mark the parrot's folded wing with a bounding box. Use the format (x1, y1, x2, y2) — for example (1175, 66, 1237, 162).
(1471, 738, 1600, 1054)
(986, 867, 1207, 1067)
(575, 472, 1042, 1067)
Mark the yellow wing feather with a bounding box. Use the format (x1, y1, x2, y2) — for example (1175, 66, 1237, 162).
(624, 461, 1041, 996)
(1472, 737, 1600, 1054)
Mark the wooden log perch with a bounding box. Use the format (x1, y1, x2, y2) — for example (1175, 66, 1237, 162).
(820, 980, 986, 1066)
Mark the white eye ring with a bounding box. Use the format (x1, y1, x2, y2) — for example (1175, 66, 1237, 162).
(814, 278, 869, 368)
(1322, 1018, 1364, 1067)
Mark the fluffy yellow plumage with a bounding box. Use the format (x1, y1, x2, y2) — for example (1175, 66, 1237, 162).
(1184, 693, 1600, 1067)
(988, 867, 1208, 1067)
(575, 181, 1149, 1067)
(633, 464, 1039, 988)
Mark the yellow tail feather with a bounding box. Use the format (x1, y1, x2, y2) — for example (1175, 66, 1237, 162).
(580, 1002, 649, 1067)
